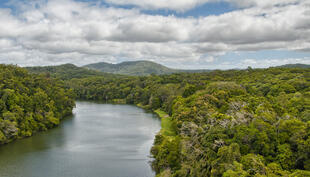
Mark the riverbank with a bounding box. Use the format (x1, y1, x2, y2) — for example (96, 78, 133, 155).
(151, 109, 179, 177)
(0, 65, 75, 146)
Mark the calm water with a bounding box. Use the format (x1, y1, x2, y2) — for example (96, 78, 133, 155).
(0, 101, 161, 177)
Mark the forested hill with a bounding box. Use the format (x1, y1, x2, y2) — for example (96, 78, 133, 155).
(0, 65, 75, 145)
(29, 61, 310, 78)
(26, 63, 117, 80)
(84, 60, 213, 76)
(83, 60, 180, 76)
(277, 63, 310, 68)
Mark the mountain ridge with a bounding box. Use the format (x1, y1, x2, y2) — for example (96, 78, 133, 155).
(83, 60, 180, 76)
(276, 63, 310, 68)
(25, 61, 310, 77)
(25, 63, 116, 80)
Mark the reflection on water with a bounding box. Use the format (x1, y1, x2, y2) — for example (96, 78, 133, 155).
(0, 101, 161, 177)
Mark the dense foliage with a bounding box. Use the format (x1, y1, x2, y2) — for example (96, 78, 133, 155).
(63, 67, 310, 176)
(0, 65, 75, 144)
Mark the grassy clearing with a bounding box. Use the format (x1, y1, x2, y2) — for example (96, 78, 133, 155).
(154, 109, 176, 136)
(152, 110, 179, 177)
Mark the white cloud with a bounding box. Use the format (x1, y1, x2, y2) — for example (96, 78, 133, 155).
(105, 0, 212, 12)
(105, 0, 305, 11)
(0, 0, 309, 68)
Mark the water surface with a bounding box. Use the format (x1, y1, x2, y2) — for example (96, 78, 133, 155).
(0, 101, 161, 177)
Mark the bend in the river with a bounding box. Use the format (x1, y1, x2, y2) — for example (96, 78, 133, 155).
(0, 101, 161, 177)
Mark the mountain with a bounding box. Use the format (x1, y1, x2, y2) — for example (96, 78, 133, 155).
(25, 63, 114, 80)
(25, 61, 211, 78)
(277, 63, 310, 68)
(26, 61, 309, 78)
(83, 60, 179, 76)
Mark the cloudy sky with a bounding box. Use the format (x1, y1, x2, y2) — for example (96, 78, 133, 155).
(0, 0, 310, 69)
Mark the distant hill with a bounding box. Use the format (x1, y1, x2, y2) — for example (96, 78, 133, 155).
(83, 60, 180, 76)
(25, 62, 309, 78)
(277, 63, 310, 68)
(25, 64, 114, 80)
(25, 61, 211, 78)
(84, 60, 211, 76)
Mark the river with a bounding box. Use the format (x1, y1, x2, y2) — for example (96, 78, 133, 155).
(0, 101, 161, 177)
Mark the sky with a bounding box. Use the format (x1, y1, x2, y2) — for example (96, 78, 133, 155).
(0, 0, 309, 69)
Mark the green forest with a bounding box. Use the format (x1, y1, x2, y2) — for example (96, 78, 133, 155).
(0, 65, 75, 144)
(1, 63, 310, 176)
(65, 67, 310, 176)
